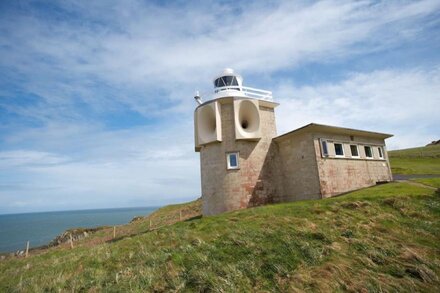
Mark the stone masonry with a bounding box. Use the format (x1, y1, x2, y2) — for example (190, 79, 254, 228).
(196, 98, 393, 216)
(199, 97, 283, 215)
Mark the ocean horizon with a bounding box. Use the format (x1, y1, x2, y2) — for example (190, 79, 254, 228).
(0, 206, 158, 253)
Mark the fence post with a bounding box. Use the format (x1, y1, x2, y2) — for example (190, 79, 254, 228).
(69, 233, 74, 249)
(25, 241, 29, 258)
(113, 226, 116, 239)
(179, 210, 182, 221)
(149, 219, 152, 229)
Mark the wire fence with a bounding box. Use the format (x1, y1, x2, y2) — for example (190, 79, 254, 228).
(3, 206, 202, 259)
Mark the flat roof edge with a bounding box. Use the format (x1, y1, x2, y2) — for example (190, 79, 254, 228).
(274, 123, 393, 141)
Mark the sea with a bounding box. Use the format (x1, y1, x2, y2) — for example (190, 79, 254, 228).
(0, 206, 158, 253)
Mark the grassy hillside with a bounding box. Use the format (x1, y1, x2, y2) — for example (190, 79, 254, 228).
(389, 145, 440, 175)
(389, 144, 440, 158)
(0, 182, 439, 292)
(413, 178, 440, 188)
(1, 145, 439, 292)
(41, 198, 203, 253)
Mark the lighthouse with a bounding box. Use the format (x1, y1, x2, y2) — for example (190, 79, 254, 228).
(194, 69, 283, 216)
(194, 69, 394, 216)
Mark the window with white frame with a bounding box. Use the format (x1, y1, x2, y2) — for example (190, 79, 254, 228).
(226, 152, 239, 170)
(350, 145, 359, 158)
(378, 146, 384, 159)
(365, 146, 373, 158)
(321, 139, 329, 157)
(334, 143, 344, 157)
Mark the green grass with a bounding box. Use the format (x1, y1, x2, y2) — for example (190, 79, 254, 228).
(390, 158, 440, 175)
(1, 145, 439, 291)
(389, 145, 440, 158)
(389, 145, 440, 175)
(412, 178, 440, 188)
(1, 182, 439, 292)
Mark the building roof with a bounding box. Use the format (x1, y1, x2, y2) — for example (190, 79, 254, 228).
(274, 123, 393, 142)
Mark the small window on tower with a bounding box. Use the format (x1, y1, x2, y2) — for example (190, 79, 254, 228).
(222, 76, 234, 86)
(226, 152, 239, 170)
(214, 78, 225, 87)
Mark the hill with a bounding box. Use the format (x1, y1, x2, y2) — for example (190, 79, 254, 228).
(0, 148, 439, 291)
(1, 183, 439, 291)
(389, 145, 440, 175)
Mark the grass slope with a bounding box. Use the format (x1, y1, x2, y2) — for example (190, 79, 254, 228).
(0, 183, 439, 292)
(389, 145, 440, 175)
(412, 178, 440, 189)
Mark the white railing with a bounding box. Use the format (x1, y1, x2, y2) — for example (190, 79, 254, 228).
(214, 86, 273, 101)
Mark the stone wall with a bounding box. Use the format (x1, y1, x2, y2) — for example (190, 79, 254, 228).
(199, 98, 282, 216)
(198, 100, 393, 215)
(311, 132, 392, 197)
(275, 133, 322, 201)
(275, 130, 392, 200)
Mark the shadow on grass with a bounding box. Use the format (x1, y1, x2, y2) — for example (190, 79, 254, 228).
(185, 215, 202, 222)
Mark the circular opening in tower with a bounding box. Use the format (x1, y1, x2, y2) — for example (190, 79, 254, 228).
(238, 100, 260, 134)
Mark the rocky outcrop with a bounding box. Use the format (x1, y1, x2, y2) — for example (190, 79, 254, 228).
(48, 227, 107, 246)
(426, 140, 440, 146)
(130, 216, 144, 223)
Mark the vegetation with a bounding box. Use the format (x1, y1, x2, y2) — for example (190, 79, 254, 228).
(46, 198, 203, 250)
(0, 182, 439, 292)
(389, 145, 440, 175)
(389, 144, 440, 158)
(412, 178, 440, 189)
(0, 145, 439, 291)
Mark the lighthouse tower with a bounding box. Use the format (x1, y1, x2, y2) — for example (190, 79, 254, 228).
(194, 69, 283, 216)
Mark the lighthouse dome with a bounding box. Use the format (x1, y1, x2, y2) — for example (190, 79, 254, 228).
(213, 68, 243, 88)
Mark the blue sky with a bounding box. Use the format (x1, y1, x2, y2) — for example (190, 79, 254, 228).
(0, 0, 439, 214)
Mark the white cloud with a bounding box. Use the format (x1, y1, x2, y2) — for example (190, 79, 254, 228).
(0, 120, 200, 213)
(0, 0, 439, 213)
(275, 67, 440, 149)
(1, 0, 439, 119)
(0, 150, 70, 167)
